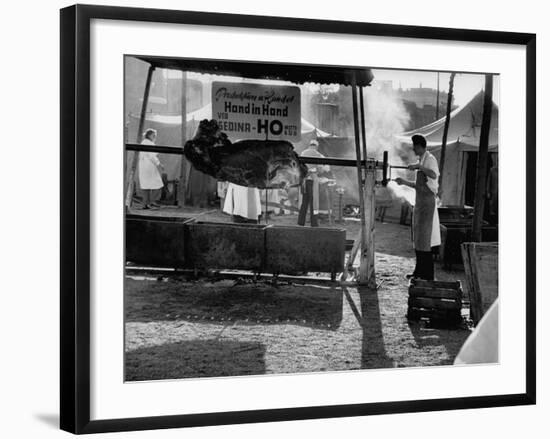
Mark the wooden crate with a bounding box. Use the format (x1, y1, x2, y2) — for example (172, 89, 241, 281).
(461, 242, 498, 325)
(407, 279, 463, 326)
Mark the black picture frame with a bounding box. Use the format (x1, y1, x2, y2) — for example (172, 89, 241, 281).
(60, 4, 536, 434)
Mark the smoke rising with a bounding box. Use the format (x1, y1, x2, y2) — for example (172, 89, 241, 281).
(386, 181, 415, 206)
(363, 83, 410, 162)
(327, 81, 416, 205)
(365, 83, 420, 205)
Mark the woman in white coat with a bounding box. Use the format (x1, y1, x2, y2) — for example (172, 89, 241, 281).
(138, 128, 164, 209)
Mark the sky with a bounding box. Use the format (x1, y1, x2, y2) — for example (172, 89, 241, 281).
(371, 69, 500, 107)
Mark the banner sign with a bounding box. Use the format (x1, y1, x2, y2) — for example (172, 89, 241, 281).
(212, 81, 301, 142)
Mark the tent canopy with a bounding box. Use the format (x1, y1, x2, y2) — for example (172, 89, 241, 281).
(134, 55, 374, 87)
(396, 90, 499, 152)
(394, 91, 499, 206)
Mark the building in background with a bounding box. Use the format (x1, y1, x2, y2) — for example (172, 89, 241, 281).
(398, 83, 457, 130)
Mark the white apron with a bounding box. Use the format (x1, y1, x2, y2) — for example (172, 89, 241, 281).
(417, 151, 441, 248)
(431, 206, 441, 247)
(138, 139, 163, 190)
(223, 183, 261, 220)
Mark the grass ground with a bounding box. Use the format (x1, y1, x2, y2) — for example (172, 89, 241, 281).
(125, 212, 472, 381)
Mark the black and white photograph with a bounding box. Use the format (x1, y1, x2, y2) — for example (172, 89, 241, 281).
(1, 0, 545, 437)
(124, 55, 500, 381)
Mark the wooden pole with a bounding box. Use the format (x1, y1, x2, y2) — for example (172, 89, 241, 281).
(437, 72, 456, 200)
(363, 166, 376, 285)
(125, 65, 154, 208)
(177, 72, 188, 206)
(341, 229, 362, 281)
(359, 86, 375, 285)
(471, 74, 494, 242)
(359, 87, 368, 174)
(351, 77, 370, 285)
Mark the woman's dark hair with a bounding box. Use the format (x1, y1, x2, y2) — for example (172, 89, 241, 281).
(411, 134, 427, 148)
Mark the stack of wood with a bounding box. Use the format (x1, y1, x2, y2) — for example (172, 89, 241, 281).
(407, 279, 463, 326)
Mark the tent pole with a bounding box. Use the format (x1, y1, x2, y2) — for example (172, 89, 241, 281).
(471, 74, 494, 242)
(438, 72, 456, 201)
(125, 64, 155, 209)
(177, 72, 188, 207)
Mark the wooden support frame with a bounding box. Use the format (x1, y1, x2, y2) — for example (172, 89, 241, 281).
(350, 78, 376, 286)
(362, 164, 376, 285)
(351, 76, 370, 285)
(359, 87, 368, 170)
(359, 85, 376, 286)
(124, 68, 378, 285)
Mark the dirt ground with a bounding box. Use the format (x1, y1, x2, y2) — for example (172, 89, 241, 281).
(125, 207, 472, 381)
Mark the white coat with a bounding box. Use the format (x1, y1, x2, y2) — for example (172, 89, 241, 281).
(223, 183, 261, 220)
(138, 139, 163, 190)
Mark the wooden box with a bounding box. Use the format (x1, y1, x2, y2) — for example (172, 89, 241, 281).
(185, 221, 267, 271)
(265, 225, 346, 278)
(125, 214, 191, 268)
(407, 279, 463, 326)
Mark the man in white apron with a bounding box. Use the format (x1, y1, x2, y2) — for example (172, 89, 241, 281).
(395, 134, 441, 280)
(138, 128, 164, 209)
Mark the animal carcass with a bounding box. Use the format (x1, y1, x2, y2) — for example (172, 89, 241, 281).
(183, 119, 307, 189)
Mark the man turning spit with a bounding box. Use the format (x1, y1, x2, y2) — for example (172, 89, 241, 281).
(395, 134, 441, 280)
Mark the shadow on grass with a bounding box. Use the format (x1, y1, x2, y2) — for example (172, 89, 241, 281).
(407, 320, 471, 365)
(125, 278, 343, 330)
(356, 287, 396, 369)
(125, 339, 266, 381)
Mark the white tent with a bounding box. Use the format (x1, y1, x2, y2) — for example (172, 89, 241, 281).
(395, 90, 498, 206)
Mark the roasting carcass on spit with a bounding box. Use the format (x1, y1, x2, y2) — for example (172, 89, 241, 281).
(183, 119, 308, 189)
